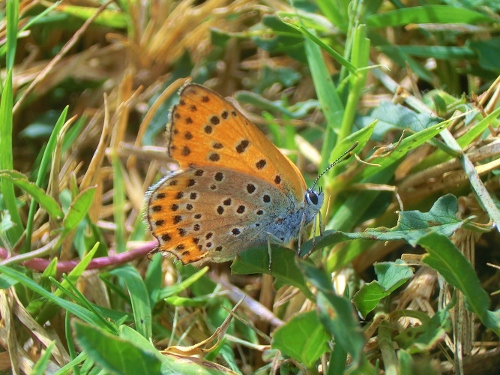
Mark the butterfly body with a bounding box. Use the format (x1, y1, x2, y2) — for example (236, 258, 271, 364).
(146, 84, 323, 264)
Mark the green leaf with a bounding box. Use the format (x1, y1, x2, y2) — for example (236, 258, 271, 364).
(298, 260, 366, 366)
(31, 341, 55, 375)
(152, 266, 209, 303)
(353, 260, 413, 318)
(54, 4, 128, 28)
(110, 265, 153, 339)
(0, 170, 64, 220)
(375, 261, 412, 290)
(366, 101, 442, 141)
(304, 194, 469, 260)
(272, 311, 330, 368)
(73, 321, 162, 375)
(418, 232, 500, 336)
(0, 265, 117, 332)
(395, 308, 451, 353)
(62, 187, 96, 231)
(164, 295, 210, 307)
(0, 69, 24, 242)
(36, 243, 100, 323)
(232, 245, 315, 300)
(469, 37, 500, 74)
(253, 15, 306, 62)
(366, 5, 497, 28)
(376, 45, 476, 60)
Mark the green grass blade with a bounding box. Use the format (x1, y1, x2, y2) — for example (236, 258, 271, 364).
(0, 265, 116, 331)
(0, 170, 64, 220)
(110, 265, 153, 340)
(25, 107, 68, 252)
(0, 69, 24, 244)
(366, 5, 497, 28)
(5, 0, 19, 70)
(419, 233, 500, 337)
(111, 154, 127, 253)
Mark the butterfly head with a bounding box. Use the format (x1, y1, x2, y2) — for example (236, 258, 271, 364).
(305, 187, 324, 210)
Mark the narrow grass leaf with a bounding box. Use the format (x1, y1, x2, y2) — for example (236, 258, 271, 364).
(31, 341, 55, 375)
(5, 0, 19, 70)
(112, 154, 127, 253)
(302, 32, 344, 172)
(376, 45, 476, 60)
(152, 266, 209, 302)
(110, 265, 152, 339)
(357, 119, 451, 181)
(0, 265, 115, 330)
(366, 6, 497, 28)
(0, 69, 24, 242)
(418, 232, 500, 336)
(25, 106, 68, 250)
(0, 170, 64, 220)
(55, 4, 128, 28)
(335, 24, 370, 150)
(62, 187, 96, 232)
(36, 243, 100, 323)
(281, 16, 357, 73)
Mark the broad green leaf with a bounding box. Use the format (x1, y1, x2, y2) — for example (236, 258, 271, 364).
(272, 311, 330, 368)
(418, 233, 500, 337)
(232, 245, 315, 300)
(375, 261, 414, 290)
(73, 321, 162, 375)
(300, 194, 471, 264)
(298, 260, 366, 366)
(303, 194, 469, 260)
(469, 37, 500, 73)
(0, 170, 64, 219)
(366, 101, 442, 141)
(353, 260, 413, 318)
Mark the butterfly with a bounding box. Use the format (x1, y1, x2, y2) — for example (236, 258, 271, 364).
(146, 83, 343, 265)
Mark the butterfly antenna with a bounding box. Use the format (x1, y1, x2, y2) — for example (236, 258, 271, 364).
(310, 142, 358, 190)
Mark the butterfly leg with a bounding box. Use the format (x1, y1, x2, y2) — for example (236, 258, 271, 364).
(296, 212, 307, 258)
(265, 232, 284, 273)
(305, 213, 321, 259)
(266, 234, 273, 273)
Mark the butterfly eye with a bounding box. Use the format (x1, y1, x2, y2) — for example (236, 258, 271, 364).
(305, 189, 320, 206)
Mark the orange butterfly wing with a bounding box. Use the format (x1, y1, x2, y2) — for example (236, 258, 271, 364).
(167, 84, 307, 199)
(147, 84, 310, 264)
